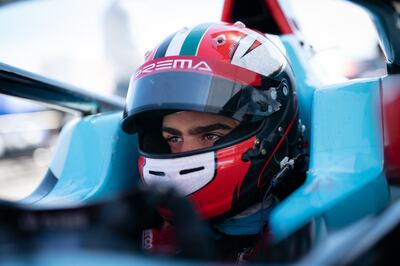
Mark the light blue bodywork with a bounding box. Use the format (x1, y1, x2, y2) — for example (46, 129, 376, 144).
(21, 112, 139, 205)
(21, 35, 390, 245)
(269, 37, 389, 242)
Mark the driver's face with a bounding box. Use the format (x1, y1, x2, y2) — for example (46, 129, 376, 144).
(162, 111, 239, 153)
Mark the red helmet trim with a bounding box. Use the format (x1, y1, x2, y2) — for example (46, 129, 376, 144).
(187, 136, 255, 218)
(138, 155, 146, 183)
(134, 56, 261, 86)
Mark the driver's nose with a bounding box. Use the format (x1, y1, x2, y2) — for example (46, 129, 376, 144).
(177, 139, 210, 153)
(179, 141, 202, 153)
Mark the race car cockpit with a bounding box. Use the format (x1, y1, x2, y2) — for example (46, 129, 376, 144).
(1, 0, 400, 265)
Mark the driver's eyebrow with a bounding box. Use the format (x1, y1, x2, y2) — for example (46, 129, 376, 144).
(189, 123, 234, 135)
(162, 127, 182, 136)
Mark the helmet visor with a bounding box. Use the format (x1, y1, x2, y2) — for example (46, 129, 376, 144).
(125, 71, 282, 132)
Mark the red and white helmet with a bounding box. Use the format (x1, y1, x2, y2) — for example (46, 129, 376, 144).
(122, 22, 299, 220)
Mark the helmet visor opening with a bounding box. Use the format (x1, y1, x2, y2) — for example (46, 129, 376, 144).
(135, 110, 264, 157)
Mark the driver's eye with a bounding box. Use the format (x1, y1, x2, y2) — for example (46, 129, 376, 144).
(202, 133, 222, 142)
(166, 136, 182, 143)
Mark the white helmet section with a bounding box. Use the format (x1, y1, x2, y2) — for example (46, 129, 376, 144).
(230, 30, 287, 77)
(142, 151, 216, 196)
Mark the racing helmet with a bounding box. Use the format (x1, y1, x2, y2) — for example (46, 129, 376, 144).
(122, 22, 299, 220)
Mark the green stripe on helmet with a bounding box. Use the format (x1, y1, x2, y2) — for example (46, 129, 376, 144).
(180, 23, 213, 56)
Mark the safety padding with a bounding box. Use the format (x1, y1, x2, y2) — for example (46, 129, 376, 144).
(21, 112, 139, 205)
(270, 78, 390, 242)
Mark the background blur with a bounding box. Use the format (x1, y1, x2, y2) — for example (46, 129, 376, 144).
(0, 0, 386, 200)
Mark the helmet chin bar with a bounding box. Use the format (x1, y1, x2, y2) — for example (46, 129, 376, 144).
(142, 151, 216, 196)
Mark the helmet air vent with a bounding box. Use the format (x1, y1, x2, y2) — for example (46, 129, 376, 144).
(180, 166, 205, 175)
(149, 170, 166, 176)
